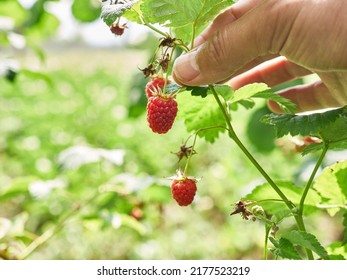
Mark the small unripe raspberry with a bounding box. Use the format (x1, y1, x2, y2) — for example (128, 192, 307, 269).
(146, 95, 178, 134)
(252, 205, 265, 219)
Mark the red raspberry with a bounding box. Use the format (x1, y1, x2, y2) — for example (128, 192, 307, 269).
(145, 77, 168, 98)
(147, 95, 178, 134)
(171, 178, 197, 206)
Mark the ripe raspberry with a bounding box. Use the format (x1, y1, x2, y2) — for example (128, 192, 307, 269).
(147, 95, 178, 134)
(171, 178, 197, 206)
(145, 77, 168, 98)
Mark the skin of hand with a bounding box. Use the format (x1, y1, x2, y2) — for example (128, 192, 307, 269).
(172, 0, 347, 113)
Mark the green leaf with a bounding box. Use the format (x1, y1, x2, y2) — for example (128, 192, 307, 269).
(186, 86, 209, 98)
(246, 106, 276, 153)
(329, 254, 346, 260)
(271, 209, 293, 224)
(269, 237, 302, 260)
(23, 0, 46, 28)
(237, 99, 255, 110)
(244, 181, 321, 215)
(263, 106, 346, 138)
(343, 211, 347, 245)
(313, 160, 347, 216)
(101, 0, 139, 26)
(172, 24, 193, 44)
(20, 69, 53, 86)
(0, 1, 27, 26)
(214, 85, 234, 100)
(180, 84, 233, 99)
(141, 0, 234, 42)
(230, 83, 297, 113)
(326, 242, 347, 259)
(303, 115, 347, 154)
(24, 11, 60, 42)
(320, 115, 347, 149)
(230, 83, 268, 103)
(177, 92, 226, 143)
(167, 84, 233, 99)
(281, 231, 329, 259)
(72, 0, 101, 23)
(301, 142, 323, 155)
(123, 0, 143, 24)
(255, 91, 297, 114)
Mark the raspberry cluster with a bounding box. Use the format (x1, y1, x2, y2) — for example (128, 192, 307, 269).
(145, 77, 197, 206)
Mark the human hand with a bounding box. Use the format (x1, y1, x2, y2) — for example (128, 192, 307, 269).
(172, 0, 347, 113)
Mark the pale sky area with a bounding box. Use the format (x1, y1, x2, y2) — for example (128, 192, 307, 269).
(18, 0, 150, 47)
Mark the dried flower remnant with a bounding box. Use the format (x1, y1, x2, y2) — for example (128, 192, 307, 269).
(230, 200, 255, 221)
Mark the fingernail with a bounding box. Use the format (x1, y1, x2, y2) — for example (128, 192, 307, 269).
(173, 51, 200, 84)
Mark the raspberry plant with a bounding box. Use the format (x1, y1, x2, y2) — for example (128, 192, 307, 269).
(101, 0, 347, 260)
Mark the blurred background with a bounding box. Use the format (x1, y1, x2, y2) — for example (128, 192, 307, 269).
(0, 0, 342, 260)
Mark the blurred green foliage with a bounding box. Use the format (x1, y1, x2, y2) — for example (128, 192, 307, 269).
(0, 0, 345, 260)
(0, 47, 307, 259)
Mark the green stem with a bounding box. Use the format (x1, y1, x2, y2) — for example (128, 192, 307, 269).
(209, 86, 294, 209)
(257, 199, 288, 203)
(163, 45, 176, 94)
(295, 215, 314, 260)
(299, 144, 328, 213)
(140, 17, 190, 53)
(176, 42, 190, 53)
(183, 130, 198, 177)
(264, 225, 271, 260)
(210, 85, 315, 259)
(190, 24, 196, 50)
(140, 17, 167, 37)
(295, 143, 328, 260)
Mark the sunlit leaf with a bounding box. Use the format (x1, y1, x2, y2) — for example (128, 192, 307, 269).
(269, 237, 302, 260)
(123, 0, 143, 23)
(141, 0, 233, 42)
(281, 231, 329, 259)
(326, 242, 347, 260)
(231, 83, 297, 114)
(177, 92, 227, 142)
(313, 160, 347, 216)
(246, 106, 276, 153)
(343, 211, 347, 245)
(24, 12, 60, 42)
(244, 181, 321, 215)
(263, 106, 346, 138)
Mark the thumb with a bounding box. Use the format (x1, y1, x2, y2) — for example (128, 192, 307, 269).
(172, 0, 294, 86)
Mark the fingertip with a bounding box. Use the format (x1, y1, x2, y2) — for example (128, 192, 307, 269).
(172, 51, 200, 86)
(267, 100, 285, 114)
